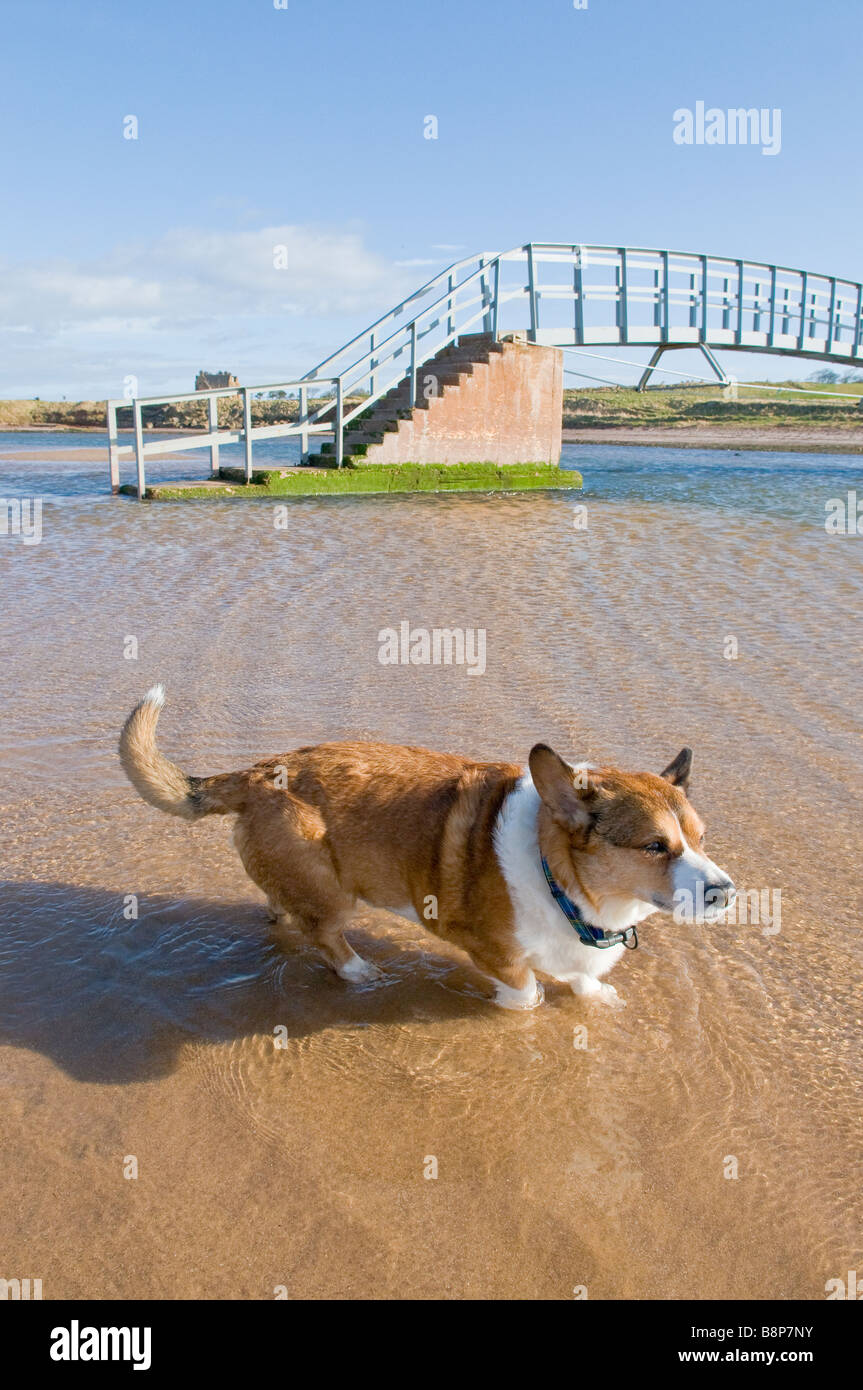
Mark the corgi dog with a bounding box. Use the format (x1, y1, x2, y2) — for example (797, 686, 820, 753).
(119, 687, 735, 1009)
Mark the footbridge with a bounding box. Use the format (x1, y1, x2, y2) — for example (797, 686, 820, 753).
(108, 242, 863, 497)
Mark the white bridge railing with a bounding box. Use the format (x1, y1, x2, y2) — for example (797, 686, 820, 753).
(109, 242, 863, 497)
(106, 376, 340, 500)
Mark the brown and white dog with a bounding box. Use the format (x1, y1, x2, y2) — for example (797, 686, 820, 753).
(119, 687, 735, 1009)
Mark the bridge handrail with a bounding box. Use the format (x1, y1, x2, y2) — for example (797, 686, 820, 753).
(301, 250, 502, 379)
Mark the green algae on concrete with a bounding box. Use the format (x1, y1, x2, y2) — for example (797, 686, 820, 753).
(122, 460, 583, 500)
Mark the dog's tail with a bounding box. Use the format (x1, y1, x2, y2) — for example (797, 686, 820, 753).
(118, 686, 249, 819)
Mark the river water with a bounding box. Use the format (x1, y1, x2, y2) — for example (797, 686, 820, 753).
(0, 433, 860, 1299)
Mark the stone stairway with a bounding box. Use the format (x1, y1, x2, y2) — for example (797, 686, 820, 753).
(305, 333, 562, 469)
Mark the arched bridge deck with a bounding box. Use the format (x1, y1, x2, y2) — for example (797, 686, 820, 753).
(512, 242, 863, 365)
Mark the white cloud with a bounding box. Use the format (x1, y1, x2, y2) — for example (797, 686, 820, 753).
(0, 225, 414, 332)
(0, 224, 427, 398)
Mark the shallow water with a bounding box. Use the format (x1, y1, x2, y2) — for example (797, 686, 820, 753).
(2, 428, 862, 522)
(0, 435, 861, 1298)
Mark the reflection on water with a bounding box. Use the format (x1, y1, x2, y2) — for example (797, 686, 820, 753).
(0, 434, 861, 1298)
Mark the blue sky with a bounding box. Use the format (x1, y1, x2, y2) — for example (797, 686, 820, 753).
(1, 0, 860, 397)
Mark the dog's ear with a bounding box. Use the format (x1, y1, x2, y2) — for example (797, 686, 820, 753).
(529, 744, 602, 831)
(660, 746, 692, 791)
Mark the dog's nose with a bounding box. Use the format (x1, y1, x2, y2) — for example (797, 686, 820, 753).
(705, 880, 735, 910)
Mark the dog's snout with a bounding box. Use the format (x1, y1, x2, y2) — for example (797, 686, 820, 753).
(704, 879, 735, 910)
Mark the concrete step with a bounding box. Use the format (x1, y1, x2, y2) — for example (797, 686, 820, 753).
(321, 436, 382, 455)
(354, 412, 402, 430)
(428, 356, 484, 371)
(433, 352, 485, 365)
(421, 372, 462, 389)
(355, 398, 408, 420)
(427, 357, 489, 375)
(360, 398, 409, 417)
(434, 349, 502, 364)
(455, 333, 503, 350)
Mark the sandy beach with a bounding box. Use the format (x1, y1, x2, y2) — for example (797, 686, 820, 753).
(563, 425, 863, 452)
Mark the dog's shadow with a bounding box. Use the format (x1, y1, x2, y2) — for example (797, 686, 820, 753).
(0, 880, 489, 1086)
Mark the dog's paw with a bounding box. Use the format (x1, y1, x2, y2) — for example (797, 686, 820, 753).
(337, 954, 383, 985)
(493, 977, 544, 1010)
(568, 973, 602, 998)
(568, 975, 623, 1004)
(596, 981, 625, 1005)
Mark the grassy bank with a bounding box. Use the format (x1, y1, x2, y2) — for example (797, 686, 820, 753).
(561, 380, 863, 431)
(0, 396, 351, 431)
(122, 460, 583, 500)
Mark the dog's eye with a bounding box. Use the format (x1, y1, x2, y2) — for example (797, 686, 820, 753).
(643, 841, 667, 855)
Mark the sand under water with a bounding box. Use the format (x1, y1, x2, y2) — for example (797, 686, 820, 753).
(0, 438, 861, 1299)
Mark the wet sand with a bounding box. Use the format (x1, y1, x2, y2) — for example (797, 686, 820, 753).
(1, 477, 861, 1300)
(563, 425, 863, 452)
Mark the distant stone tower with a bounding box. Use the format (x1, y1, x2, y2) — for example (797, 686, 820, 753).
(195, 370, 239, 391)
